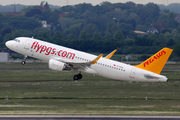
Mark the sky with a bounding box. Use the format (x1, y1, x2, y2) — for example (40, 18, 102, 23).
(1, 0, 180, 6)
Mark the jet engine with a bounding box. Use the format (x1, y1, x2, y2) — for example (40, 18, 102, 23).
(49, 59, 71, 71)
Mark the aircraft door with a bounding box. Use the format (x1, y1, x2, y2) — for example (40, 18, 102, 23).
(24, 39, 34, 56)
(129, 68, 136, 80)
(24, 39, 31, 50)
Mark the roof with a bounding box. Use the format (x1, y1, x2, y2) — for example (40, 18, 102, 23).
(41, 1, 48, 6)
(40, 1, 49, 9)
(147, 27, 158, 34)
(134, 31, 146, 34)
(3, 12, 23, 16)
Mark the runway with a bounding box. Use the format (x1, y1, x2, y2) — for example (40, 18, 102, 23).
(0, 69, 179, 72)
(0, 69, 53, 71)
(0, 116, 180, 120)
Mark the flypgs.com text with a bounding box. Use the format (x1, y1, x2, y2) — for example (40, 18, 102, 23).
(31, 41, 75, 59)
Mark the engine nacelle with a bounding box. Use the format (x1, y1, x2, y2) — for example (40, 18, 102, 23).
(49, 59, 70, 71)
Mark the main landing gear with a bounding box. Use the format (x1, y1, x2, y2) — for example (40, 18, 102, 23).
(21, 55, 27, 65)
(73, 73, 83, 81)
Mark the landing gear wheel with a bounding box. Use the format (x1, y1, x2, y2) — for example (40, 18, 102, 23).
(21, 55, 27, 65)
(21, 61, 26, 65)
(73, 74, 83, 80)
(73, 75, 79, 80)
(77, 74, 82, 79)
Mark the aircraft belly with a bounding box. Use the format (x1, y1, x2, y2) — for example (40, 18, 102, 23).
(92, 65, 129, 81)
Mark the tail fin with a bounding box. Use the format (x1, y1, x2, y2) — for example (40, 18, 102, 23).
(135, 47, 173, 74)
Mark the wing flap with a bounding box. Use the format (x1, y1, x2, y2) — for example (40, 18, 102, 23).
(53, 54, 103, 69)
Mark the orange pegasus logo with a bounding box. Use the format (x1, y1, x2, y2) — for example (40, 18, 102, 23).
(143, 50, 166, 67)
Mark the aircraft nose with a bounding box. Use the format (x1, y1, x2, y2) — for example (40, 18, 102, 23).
(5, 41, 12, 48)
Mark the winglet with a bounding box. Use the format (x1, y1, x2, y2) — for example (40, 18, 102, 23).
(135, 47, 173, 74)
(105, 49, 117, 59)
(90, 54, 103, 64)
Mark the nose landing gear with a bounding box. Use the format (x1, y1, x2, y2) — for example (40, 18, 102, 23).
(21, 55, 27, 65)
(21, 61, 26, 65)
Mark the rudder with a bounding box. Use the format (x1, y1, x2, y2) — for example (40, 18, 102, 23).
(135, 47, 173, 74)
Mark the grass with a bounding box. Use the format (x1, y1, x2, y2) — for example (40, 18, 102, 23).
(1, 99, 180, 115)
(0, 62, 48, 70)
(0, 62, 180, 115)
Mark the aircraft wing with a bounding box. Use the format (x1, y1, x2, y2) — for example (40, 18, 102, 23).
(53, 54, 103, 70)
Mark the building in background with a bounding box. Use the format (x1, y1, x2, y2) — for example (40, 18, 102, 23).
(0, 52, 9, 62)
(41, 21, 52, 29)
(40, 1, 50, 10)
(2, 4, 23, 16)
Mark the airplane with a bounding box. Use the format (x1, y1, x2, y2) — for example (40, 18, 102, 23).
(5, 37, 173, 82)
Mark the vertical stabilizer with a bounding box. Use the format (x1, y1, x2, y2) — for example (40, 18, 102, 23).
(135, 48, 173, 74)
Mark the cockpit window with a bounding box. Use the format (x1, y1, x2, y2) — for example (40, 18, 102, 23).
(13, 39, 20, 43)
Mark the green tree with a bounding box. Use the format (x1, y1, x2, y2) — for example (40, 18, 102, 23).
(167, 39, 174, 46)
(136, 25, 147, 31)
(157, 14, 168, 26)
(124, 39, 134, 46)
(21, 5, 42, 12)
(58, 5, 74, 12)
(8, 16, 41, 30)
(25, 8, 42, 17)
(68, 33, 75, 40)
(37, 28, 51, 41)
(106, 21, 117, 35)
(82, 23, 98, 38)
(0, 26, 15, 39)
(167, 12, 178, 28)
(173, 34, 180, 42)
(41, 9, 51, 22)
(148, 34, 157, 41)
(47, 11, 59, 24)
(174, 43, 180, 57)
(158, 33, 167, 45)
(92, 32, 103, 40)
(176, 25, 180, 33)
(119, 23, 133, 30)
(114, 30, 124, 41)
(74, 3, 93, 15)
(79, 30, 90, 40)
(146, 3, 160, 21)
(135, 36, 153, 46)
(104, 32, 112, 40)
(52, 31, 64, 44)
(69, 23, 82, 38)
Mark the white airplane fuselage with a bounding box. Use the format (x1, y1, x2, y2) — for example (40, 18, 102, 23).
(5, 37, 168, 82)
